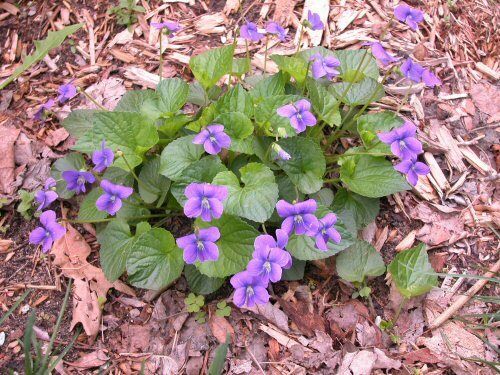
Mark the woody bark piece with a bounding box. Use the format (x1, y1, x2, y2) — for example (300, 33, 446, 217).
(430, 120, 467, 173)
(456, 136, 495, 175)
(475, 62, 500, 80)
(423, 152, 450, 191)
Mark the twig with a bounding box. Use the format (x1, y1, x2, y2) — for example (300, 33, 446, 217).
(247, 348, 266, 375)
(429, 258, 500, 330)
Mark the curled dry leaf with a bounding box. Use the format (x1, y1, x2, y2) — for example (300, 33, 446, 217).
(209, 314, 234, 344)
(0, 126, 20, 195)
(245, 301, 290, 332)
(66, 349, 109, 369)
(51, 224, 135, 339)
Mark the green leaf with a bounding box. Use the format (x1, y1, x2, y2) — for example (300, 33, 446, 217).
(184, 265, 225, 295)
(97, 220, 136, 282)
(254, 95, 302, 137)
(170, 156, 228, 206)
(78, 188, 107, 221)
(216, 84, 253, 117)
(357, 111, 404, 153)
(158, 114, 192, 138)
(126, 228, 184, 290)
(72, 112, 159, 170)
(0, 23, 83, 90)
(276, 137, 326, 194)
(208, 333, 231, 375)
(138, 156, 171, 204)
(310, 188, 334, 207)
(249, 72, 287, 101)
(186, 103, 218, 132)
(213, 112, 254, 154)
(212, 163, 278, 222)
(62, 109, 100, 139)
(102, 167, 134, 186)
(270, 55, 309, 82)
(17, 190, 35, 220)
(388, 243, 438, 298)
(330, 77, 385, 105)
(196, 215, 258, 278)
(331, 188, 380, 232)
(156, 78, 189, 115)
(339, 154, 411, 198)
(281, 258, 306, 281)
(336, 240, 386, 283)
(50, 153, 86, 199)
(159, 135, 205, 181)
(232, 58, 251, 76)
(116, 194, 151, 223)
(306, 79, 341, 126)
(114, 90, 162, 121)
(189, 45, 235, 89)
(188, 81, 209, 107)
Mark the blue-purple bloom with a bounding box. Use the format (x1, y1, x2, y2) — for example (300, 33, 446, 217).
(378, 121, 423, 160)
(35, 178, 58, 211)
(151, 20, 181, 34)
(272, 143, 291, 161)
(230, 270, 270, 308)
(96, 179, 133, 215)
(421, 69, 442, 88)
(240, 21, 265, 42)
(34, 99, 55, 121)
(314, 213, 341, 251)
(62, 170, 95, 194)
(184, 183, 228, 222)
(277, 99, 317, 134)
(401, 58, 441, 87)
(307, 11, 324, 30)
(92, 140, 114, 173)
(276, 199, 319, 236)
(310, 53, 341, 80)
(247, 230, 292, 283)
(176, 227, 220, 264)
(29, 210, 66, 253)
(394, 158, 430, 186)
(266, 21, 287, 41)
(394, 4, 424, 31)
(369, 42, 398, 66)
(193, 124, 231, 155)
(57, 82, 77, 103)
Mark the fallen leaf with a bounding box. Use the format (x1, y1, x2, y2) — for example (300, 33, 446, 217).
(245, 302, 290, 332)
(470, 82, 500, 117)
(338, 350, 376, 375)
(308, 330, 332, 354)
(209, 314, 234, 344)
(273, 0, 297, 26)
(66, 349, 109, 369)
(373, 348, 401, 370)
(45, 128, 69, 147)
(51, 224, 134, 340)
(0, 126, 20, 194)
(120, 323, 152, 352)
(82, 78, 126, 110)
(0, 239, 13, 252)
(279, 297, 325, 337)
(404, 348, 440, 364)
(326, 300, 369, 334)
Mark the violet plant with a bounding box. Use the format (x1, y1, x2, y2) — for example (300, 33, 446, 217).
(29, 6, 440, 308)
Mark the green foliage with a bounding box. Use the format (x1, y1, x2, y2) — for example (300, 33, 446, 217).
(17, 190, 35, 220)
(108, 0, 145, 27)
(336, 240, 386, 283)
(208, 333, 231, 375)
(184, 265, 226, 295)
(216, 301, 231, 317)
(0, 24, 83, 90)
(388, 243, 438, 298)
(189, 45, 235, 89)
(185, 293, 205, 313)
(331, 188, 380, 233)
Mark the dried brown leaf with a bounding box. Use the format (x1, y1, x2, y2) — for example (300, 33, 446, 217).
(0, 126, 20, 194)
(209, 314, 234, 344)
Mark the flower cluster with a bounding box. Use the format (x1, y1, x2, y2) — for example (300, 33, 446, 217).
(230, 199, 341, 308)
(34, 82, 77, 121)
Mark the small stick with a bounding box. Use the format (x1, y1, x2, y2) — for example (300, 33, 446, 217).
(429, 258, 500, 330)
(247, 348, 266, 375)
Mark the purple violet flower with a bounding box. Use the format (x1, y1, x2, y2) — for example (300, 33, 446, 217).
(192, 124, 231, 155)
(400, 58, 425, 83)
(92, 140, 114, 173)
(247, 230, 292, 284)
(394, 158, 430, 186)
(96, 180, 133, 216)
(377, 121, 423, 160)
(277, 99, 317, 134)
(307, 11, 324, 31)
(314, 213, 341, 251)
(266, 21, 287, 41)
(184, 183, 228, 222)
(310, 53, 341, 80)
(57, 82, 77, 103)
(44, 177, 57, 190)
(29, 210, 66, 253)
(62, 170, 95, 195)
(151, 20, 181, 34)
(230, 270, 270, 308)
(271, 143, 291, 161)
(370, 42, 398, 66)
(176, 227, 220, 264)
(33, 99, 55, 121)
(35, 189, 58, 212)
(394, 4, 424, 31)
(276, 199, 319, 236)
(240, 21, 265, 42)
(422, 69, 441, 88)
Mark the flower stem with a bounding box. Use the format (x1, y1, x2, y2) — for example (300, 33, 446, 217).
(78, 87, 107, 111)
(159, 32, 163, 82)
(396, 82, 413, 114)
(119, 153, 157, 195)
(263, 35, 269, 76)
(301, 61, 312, 95)
(261, 223, 268, 234)
(62, 213, 177, 224)
(326, 151, 388, 162)
(392, 297, 407, 325)
(295, 25, 305, 54)
(245, 39, 250, 61)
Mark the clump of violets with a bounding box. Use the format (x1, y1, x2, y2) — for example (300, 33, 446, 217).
(276, 199, 319, 236)
(265, 21, 287, 41)
(29, 210, 66, 253)
(92, 140, 114, 173)
(240, 21, 265, 42)
(378, 121, 423, 160)
(305, 10, 324, 30)
(369, 42, 398, 66)
(62, 170, 95, 195)
(193, 124, 231, 155)
(57, 82, 77, 103)
(230, 271, 270, 308)
(277, 99, 317, 134)
(394, 4, 424, 31)
(310, 53, 341, 80)
(96, 180, 133, 215)
(151, 20, 181, 34)
(314, 213, 341, 251)
(176, 227, 220, 264)
(401, 58, 441, 88)
(33, 99, 55, 121)
(395, 158, 430, 186)
(183, 183, 228, 222)
(35, 178, 58, 211)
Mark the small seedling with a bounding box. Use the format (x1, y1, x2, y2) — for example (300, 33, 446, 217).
(195, 310, 207, 324)
(215, 301, 231, 317)
(185, 293, 204, 313)
(17, 190, 35, 220)
(108, 0, 145, 28)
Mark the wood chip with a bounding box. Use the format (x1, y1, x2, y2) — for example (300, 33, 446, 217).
(430, 120, 467, 173)
(395, 230, 416, 252)
(423, 152, 450, 191)
(259, 324, 311, 351)
(475, 62, 500, 80)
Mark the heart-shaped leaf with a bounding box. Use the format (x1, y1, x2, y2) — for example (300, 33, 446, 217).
(335, 240, 386, 283)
